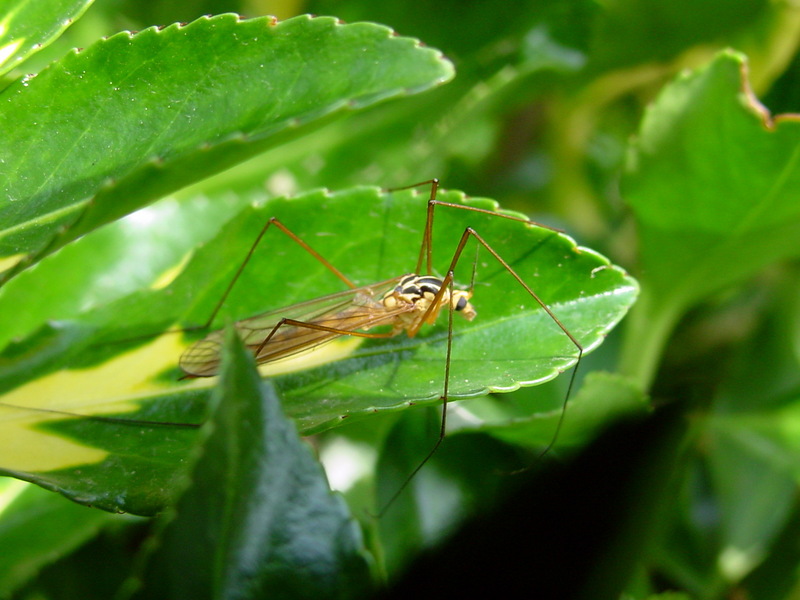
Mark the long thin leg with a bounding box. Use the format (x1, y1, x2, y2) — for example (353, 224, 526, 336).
(180, 313, 403, 378)
(449, 227, 583, 457)
(388, 179, 564, 275)
(200, 217, 357, 330)
(0, 215, 360, 425)
(254, 316, 401, 358)
(377, 218, 584, 516)
(421, 188, 583, 454)
(375, 271, 457, 518)
(92, 216, 358, 346)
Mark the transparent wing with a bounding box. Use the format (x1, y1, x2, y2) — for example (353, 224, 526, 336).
(180, 276, 412, 377)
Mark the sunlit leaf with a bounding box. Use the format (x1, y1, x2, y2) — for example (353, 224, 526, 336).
(0, 13, 453, 275)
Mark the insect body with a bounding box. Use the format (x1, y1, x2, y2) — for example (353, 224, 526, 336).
(180, 273, 476, 378)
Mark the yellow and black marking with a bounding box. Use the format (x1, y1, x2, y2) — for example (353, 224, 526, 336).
(382, 274, 476, 321)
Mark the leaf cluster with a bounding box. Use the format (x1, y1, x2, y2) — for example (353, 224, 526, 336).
(1, 1, 799, 599)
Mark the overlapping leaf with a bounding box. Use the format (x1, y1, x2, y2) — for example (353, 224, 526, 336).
(0, 186, 637, 513)
(0, 13, 453, 276)
(127, 330, 373, 600)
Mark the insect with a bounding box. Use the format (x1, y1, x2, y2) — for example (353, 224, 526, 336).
(181, 180, 579, 377)
(172, 180, 583, 512)
(0, 180, 609, 515)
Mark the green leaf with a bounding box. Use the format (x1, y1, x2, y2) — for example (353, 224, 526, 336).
(374, 371, 649, 572)
(0, 193, 251, 349)
(0, 13, 453, 274)
(0, 480, 121, 597)
(0, 0, 95, 76)
(377, 404, 688, 599)
(657, 285, 800, 590)
(621, 50, 800, 385)
(626, 50, 800, 305)
(587, 0, 770, 72)
(226, 0, 593, 201)
(126, 328, 374, 600)
(0, 186, 638, 514)
(375, 409, 529, 574)
(741, 498, 800, 600)
(459, 371, 650, 448)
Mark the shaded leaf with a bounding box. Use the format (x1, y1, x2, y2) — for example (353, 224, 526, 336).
(378, 404, 688, 600)
(0, 480, 120, 597)
(460, 371, 650, 448)
(127, 328, 373, 600)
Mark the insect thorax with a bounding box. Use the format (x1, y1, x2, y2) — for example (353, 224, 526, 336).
(381, 274, 477, 322)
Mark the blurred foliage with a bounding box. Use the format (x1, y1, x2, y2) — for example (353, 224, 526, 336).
(1, 0, 800, 599)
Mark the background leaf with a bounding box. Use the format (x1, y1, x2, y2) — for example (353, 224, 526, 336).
(622, 50, 800, 386)
(378, 404, 688, 600)
(0, 0, 95, 76)
(626, 51, 800, 308)
(0, 480, 121, 596)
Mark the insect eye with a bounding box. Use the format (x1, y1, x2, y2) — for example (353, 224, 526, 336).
(455, 296, 468, 311)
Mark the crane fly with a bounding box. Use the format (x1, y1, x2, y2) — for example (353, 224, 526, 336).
(170, 179, 583, 512)
(0, 179, 589, 515)
(179, 180, 579, 384)
(179, 274, 476, 378)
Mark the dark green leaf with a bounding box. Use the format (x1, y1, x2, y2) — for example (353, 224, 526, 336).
(0, 481, 120, 597)
(656, 284, 800, 590)
(588, 0, 770, 72)
(379, 404, 688, 600)
(375, 409, 529, 574)
(460, 371, 650, 448)
(127, 328, 373, 600)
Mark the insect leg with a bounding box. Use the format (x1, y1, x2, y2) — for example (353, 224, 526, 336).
(420, 188, 582, 456)
(375, 272, 458, 517)
(446, 226, 584, 457)
(378, 221, 583, 516)
(389, 178, 565, 277)
(198, 217, 358, 331)
(254, 316, 401, 359)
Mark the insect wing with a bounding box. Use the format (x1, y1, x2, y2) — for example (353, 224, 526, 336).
(179, 277, 406, 376)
